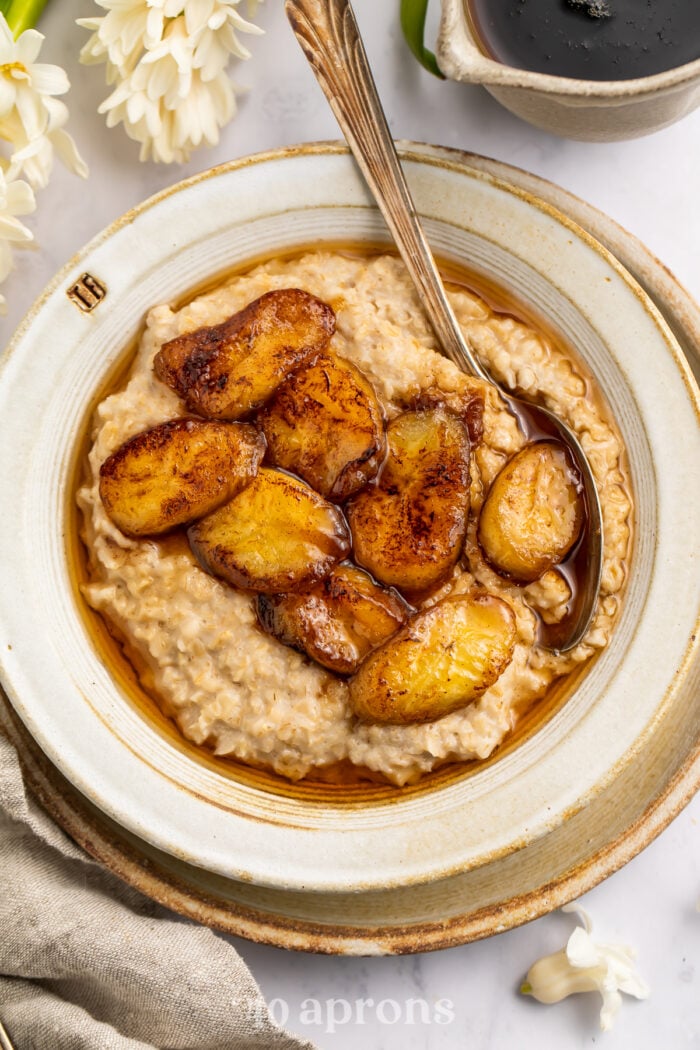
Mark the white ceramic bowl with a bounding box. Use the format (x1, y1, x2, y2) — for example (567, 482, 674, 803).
(437, 0, 700, 141)
(0, 143, 698, 900)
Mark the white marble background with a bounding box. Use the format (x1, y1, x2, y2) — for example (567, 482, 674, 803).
(2, 2, 698, 1048)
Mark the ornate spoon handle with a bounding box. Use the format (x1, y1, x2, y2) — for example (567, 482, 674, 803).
(285, 0, 491, 383)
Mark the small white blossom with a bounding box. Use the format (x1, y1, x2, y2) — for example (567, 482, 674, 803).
(78, 0, 264, 164)
(0, 167, 35, 314)
(521, 903, 650, 1030)
(0, 15, 88, 189)
(78, 1, 151, 78)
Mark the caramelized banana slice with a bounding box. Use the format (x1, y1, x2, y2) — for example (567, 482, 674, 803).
(188, 468, 351, 593)
(411, 385, 484, 447)
(154, 288, 335, 419)
(257, 565, 410, 674)
(259, 353, 386, 500)
(346, 407, 471, 596)
(99, 418, 265, 537)
(349, 593, 516, 725)
(478, 441, 583, 583)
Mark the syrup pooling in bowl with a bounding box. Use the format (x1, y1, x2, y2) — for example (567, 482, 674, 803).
(466, 0, 700, 81)
(74, 248, 633, 788)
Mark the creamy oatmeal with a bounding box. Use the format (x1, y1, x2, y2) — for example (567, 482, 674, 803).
(77, 252, 632, 785)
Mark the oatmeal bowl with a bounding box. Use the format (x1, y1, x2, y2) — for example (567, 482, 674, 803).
(0, 143, 698, 931)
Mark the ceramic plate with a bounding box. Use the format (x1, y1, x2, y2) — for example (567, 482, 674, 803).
(0, 144, 698, 908)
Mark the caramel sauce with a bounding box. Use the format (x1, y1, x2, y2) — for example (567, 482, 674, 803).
(67, 244, 630, 801)
(467, 0, 700, 81)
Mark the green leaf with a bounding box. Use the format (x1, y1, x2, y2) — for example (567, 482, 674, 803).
(400, 0, 445, 79)
(4, 0, 50, 36)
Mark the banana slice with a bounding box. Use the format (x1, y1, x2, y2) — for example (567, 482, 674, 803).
(257, 564, 410, 674)
(188, 468, 351, 593)
(347, 407, 471, 596)
(478, 441, 583, 582)
(259, 353, 386, 500)
(349, 592, 516, 724)
(99, 418, 264, 537)
(154, 288, 335, 419)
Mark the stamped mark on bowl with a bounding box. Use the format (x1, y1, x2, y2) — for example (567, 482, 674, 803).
(67, 273, 107, 313)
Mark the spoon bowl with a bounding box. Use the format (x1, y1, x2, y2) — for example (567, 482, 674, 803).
(286, 0, 603, 651)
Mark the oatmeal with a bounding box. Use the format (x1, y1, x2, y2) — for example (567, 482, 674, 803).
(77, 252, 632, 785)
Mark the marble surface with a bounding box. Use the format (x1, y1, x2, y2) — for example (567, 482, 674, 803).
(2, 1, 699, 1047)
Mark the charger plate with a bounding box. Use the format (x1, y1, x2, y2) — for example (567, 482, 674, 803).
(1, 143, 698, 952)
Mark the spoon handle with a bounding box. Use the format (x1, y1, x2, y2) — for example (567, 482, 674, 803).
(285, 0, 490, 383)
(0, 1019, 16, 1050)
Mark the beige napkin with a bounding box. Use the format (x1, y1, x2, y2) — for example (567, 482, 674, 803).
(0, 722, 315, 1050)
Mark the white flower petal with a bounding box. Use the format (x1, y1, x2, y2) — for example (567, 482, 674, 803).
(99, 77, 135, 111)
(0, 207, 33, 239)
(206, 9, 227, 32)
(79, 0, 262, 163)
(52, 128, 89, 178)
(566, 926, 601, 970)
(14, 85, 48, 140)
(18, 151, 52, 190)
(145, 7, 166, 46)
(0, 214, 34, 242)
(599, 987, 623, 1031)
(562, 901, 594, 934)
(15, 29, 45, 68)
(79, 41, 108, 66)
(218, 20, 252, 61)
(0, 21, 84, 187)
(29, 62, 71, 97)
(4, 178, 35, 215)
(617, 970, 651, 999)
(226, 8, 265, 37)
(0, 16, 14, 55)
(126, 89, 147, 123)
(144, 58, 174, 99)
(0, 77, 17, 115)
(522, 903, 650, 1032)
(121, 15, 150, 62)
(164, 0, 186, 17)
(185, 0, 214, 35)
(193, 31, 228, 76)
(143, 98, 163, 137)
(207, 70, 235, 120)
(0, 168, 35, 309)
(40, 95, 67, 131)
(8, 135, 44, 164)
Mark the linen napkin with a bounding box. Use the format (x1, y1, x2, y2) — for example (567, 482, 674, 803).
(0, 709, 314, 1050)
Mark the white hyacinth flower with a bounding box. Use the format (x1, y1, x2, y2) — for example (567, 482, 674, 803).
(0, 15, 88, 190)
(0, 168, 36, 314)
(521, 903, 650, 1030)
(78, 0, 264, 163)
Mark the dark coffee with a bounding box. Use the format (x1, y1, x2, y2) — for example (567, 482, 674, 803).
(467, 0, 700, 81)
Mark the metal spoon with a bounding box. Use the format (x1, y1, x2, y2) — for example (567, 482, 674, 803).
(0, 1018, 16, 1050)
(285, 0, 603, 652)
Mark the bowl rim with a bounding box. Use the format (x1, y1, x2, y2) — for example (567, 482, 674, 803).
(2, 685, 697, 955)
(0, 141, 698, 897)
(438, 0, 700, 98)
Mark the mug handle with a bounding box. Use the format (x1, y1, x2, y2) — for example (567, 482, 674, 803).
(400, 0, 445, 78)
